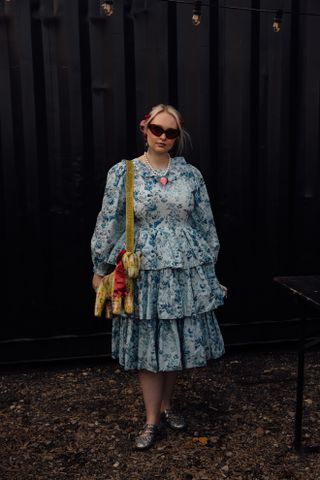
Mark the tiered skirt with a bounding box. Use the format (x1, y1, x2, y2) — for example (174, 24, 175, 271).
(111, 263, 225, 372)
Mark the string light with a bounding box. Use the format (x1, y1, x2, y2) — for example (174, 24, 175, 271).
(100, 0, 320, 28)
(101, 1, 114, 17)
(192, 1, 202, 26)
(161, 0, 320, 18)
(273, 9, 283, 32)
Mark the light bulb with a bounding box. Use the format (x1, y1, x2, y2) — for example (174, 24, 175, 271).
(101, 1, 114, 17)
(192, 14, 201, 26)
(192, 1, 202, 27)
(273, 9, 283, 32)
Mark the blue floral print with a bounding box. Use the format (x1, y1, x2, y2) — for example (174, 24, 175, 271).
(91, 157, 225, 372)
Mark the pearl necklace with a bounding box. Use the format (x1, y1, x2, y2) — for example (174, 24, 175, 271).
(143, 151, 171, 185)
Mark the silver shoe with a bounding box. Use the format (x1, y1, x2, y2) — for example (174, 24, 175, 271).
(135, 423, 161, 450)
(161, 409, 186, 430)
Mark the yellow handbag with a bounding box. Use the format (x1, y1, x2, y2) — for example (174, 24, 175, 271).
(94, 160, 142, 319)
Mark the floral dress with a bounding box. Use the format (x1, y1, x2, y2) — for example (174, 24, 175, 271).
(91, 156, 225, 372)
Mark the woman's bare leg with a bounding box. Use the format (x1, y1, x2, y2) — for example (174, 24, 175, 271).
(138, 370, 165, 425)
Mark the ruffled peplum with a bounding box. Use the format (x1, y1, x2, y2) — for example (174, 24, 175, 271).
(106, 222, 216, 270)
(129, 263, 225, 319)
(112, 310, 225, 372)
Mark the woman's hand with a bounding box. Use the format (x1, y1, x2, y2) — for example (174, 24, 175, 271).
(219, 284, 228, 298)
(92, 273, 104, 292)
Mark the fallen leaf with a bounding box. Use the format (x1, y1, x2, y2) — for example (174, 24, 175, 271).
(256, 426, 264, 436)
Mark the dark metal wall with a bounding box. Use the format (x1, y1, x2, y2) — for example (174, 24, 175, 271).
(1, 0, 320, 361)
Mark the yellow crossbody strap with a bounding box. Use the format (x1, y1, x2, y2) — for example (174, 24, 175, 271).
(125, 160, 134, 253)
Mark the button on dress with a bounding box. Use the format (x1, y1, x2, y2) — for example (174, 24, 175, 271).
(91, 156, 225, 372)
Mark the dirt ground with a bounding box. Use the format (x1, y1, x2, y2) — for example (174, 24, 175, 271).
(0, 348, 320, 480)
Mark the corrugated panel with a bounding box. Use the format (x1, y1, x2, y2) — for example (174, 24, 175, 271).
(0, 0, 320, 360)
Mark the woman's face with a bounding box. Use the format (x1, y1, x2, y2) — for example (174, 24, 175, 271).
(146, 111, 179, 154)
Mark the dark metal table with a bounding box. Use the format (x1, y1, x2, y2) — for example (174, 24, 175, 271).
(273, 275, 320, 452)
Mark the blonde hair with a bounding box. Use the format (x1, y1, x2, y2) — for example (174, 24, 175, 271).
(143, 104, 191, 154)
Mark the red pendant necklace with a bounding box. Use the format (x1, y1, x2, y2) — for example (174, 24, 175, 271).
(143, 151, 171, 185)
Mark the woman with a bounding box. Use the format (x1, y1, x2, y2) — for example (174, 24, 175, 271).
(91, 104, 226, 450)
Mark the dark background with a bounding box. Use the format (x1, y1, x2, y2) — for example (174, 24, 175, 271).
(1, 0, 319, 364)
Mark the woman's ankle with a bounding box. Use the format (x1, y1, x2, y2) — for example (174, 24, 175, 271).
(146, 414, 161, 425)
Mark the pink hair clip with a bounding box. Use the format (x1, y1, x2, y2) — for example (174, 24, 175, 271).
(139, 113, 151, 133)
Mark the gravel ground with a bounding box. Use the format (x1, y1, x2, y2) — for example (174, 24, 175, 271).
(0, 348, 320, 480)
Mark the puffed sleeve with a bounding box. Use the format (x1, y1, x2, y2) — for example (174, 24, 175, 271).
(189, 165, 220, 264)
(91, 160, 126, 275)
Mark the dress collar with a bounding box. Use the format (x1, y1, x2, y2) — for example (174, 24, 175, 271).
(133, 157, 186, 181)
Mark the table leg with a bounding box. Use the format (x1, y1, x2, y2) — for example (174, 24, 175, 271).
(294, 313, 306, 452)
